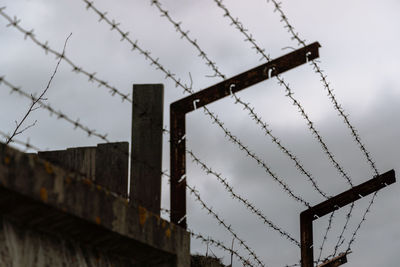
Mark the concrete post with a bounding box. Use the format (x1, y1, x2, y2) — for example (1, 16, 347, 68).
(130, 84, 164, 215)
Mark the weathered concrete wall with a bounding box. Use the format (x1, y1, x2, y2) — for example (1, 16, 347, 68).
(0, 217, 136, 266)
(0, 143, 190, 267)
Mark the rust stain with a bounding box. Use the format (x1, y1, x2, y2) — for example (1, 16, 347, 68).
(65, 177, 72, 184)
(165, 228, 171, 238)
(40, 187, 48, 203)
(4, 156, 10, 165)
(95, 216, 101, 225)
(96, 185, 102, 191)
(44, 162, 53, 174)
(162, 221, 166, 229)
(138, 206, 148, 226)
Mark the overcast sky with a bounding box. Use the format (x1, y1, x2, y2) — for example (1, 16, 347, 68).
(1, 0, 399, 266)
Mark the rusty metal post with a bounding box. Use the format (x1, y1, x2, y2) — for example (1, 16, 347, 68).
(170, 105, 187, 228)
(300, 169, 396, 267)
(170, 42, 321, 229)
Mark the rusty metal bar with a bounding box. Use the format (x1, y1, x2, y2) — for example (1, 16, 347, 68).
(170, 42, 321, 228)
(300, 169, 396, 267)
(171, 42, 321, 114)
(317, 253, 348, 267)
(170, 109, 187, 228)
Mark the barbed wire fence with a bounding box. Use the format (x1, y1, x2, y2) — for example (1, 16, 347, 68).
(0, 1, 386, 266)
(210, 0, 384, 263)
(263, 0, 381, 260)
(80, 0, 315, 209)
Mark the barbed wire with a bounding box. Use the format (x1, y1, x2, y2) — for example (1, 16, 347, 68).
(186, 183, 265, 267)
(82, 0, 311, 208)
(151, 0, 329, 201)
(346, 192, 377, 253)
(150, 0, 226, 80)
(0, 130, 41, 151)
(212, 0, 353, 188)
(331, 203, 354, 257)
(189, 229, 253, 267)
(210, 0, 363, 260)
(0, 76, 110, 142)
(161, 171, 263, 266)
(264, 0, 383, 258)
(0, 7, 131, 103)
(265, 0, 379, 176)
(187, 149, 300, 247)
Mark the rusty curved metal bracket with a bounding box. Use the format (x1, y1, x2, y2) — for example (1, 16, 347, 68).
(300, 170, 395, 267)
(170, 42, 321, 228)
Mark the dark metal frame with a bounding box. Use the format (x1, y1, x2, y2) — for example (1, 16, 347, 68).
(170, 42, 321, 228)
(300, 169, 396, 267)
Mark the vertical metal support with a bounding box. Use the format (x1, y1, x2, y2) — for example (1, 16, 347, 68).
(300, 212, 313, 267)
(131, 84, 164, 215)
(170, 104, 187, 228)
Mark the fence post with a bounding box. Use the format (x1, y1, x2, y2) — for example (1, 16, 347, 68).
(130, 84, 164, 215)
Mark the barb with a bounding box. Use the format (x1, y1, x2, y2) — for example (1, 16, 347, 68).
(187, 183, 265, 267)
(150, 0, 225, 80)
(82, 0, 310, 207)
(264, 0, 379, 176)
(0, 8, 131, 103)
(0, 76, 110, 142)
(187, 149, 300, 247)
(6, 33, 72, 144)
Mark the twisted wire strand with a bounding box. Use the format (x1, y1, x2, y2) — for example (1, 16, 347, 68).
(0, 7, 131, 103)
(151, 0, 329, 201)
(0, 76, 110, 142)
(265, 0, 379, 176)
(186, 183, 266, 267)
(186, 149, 300, 247)
(82, 0, 311, 207)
